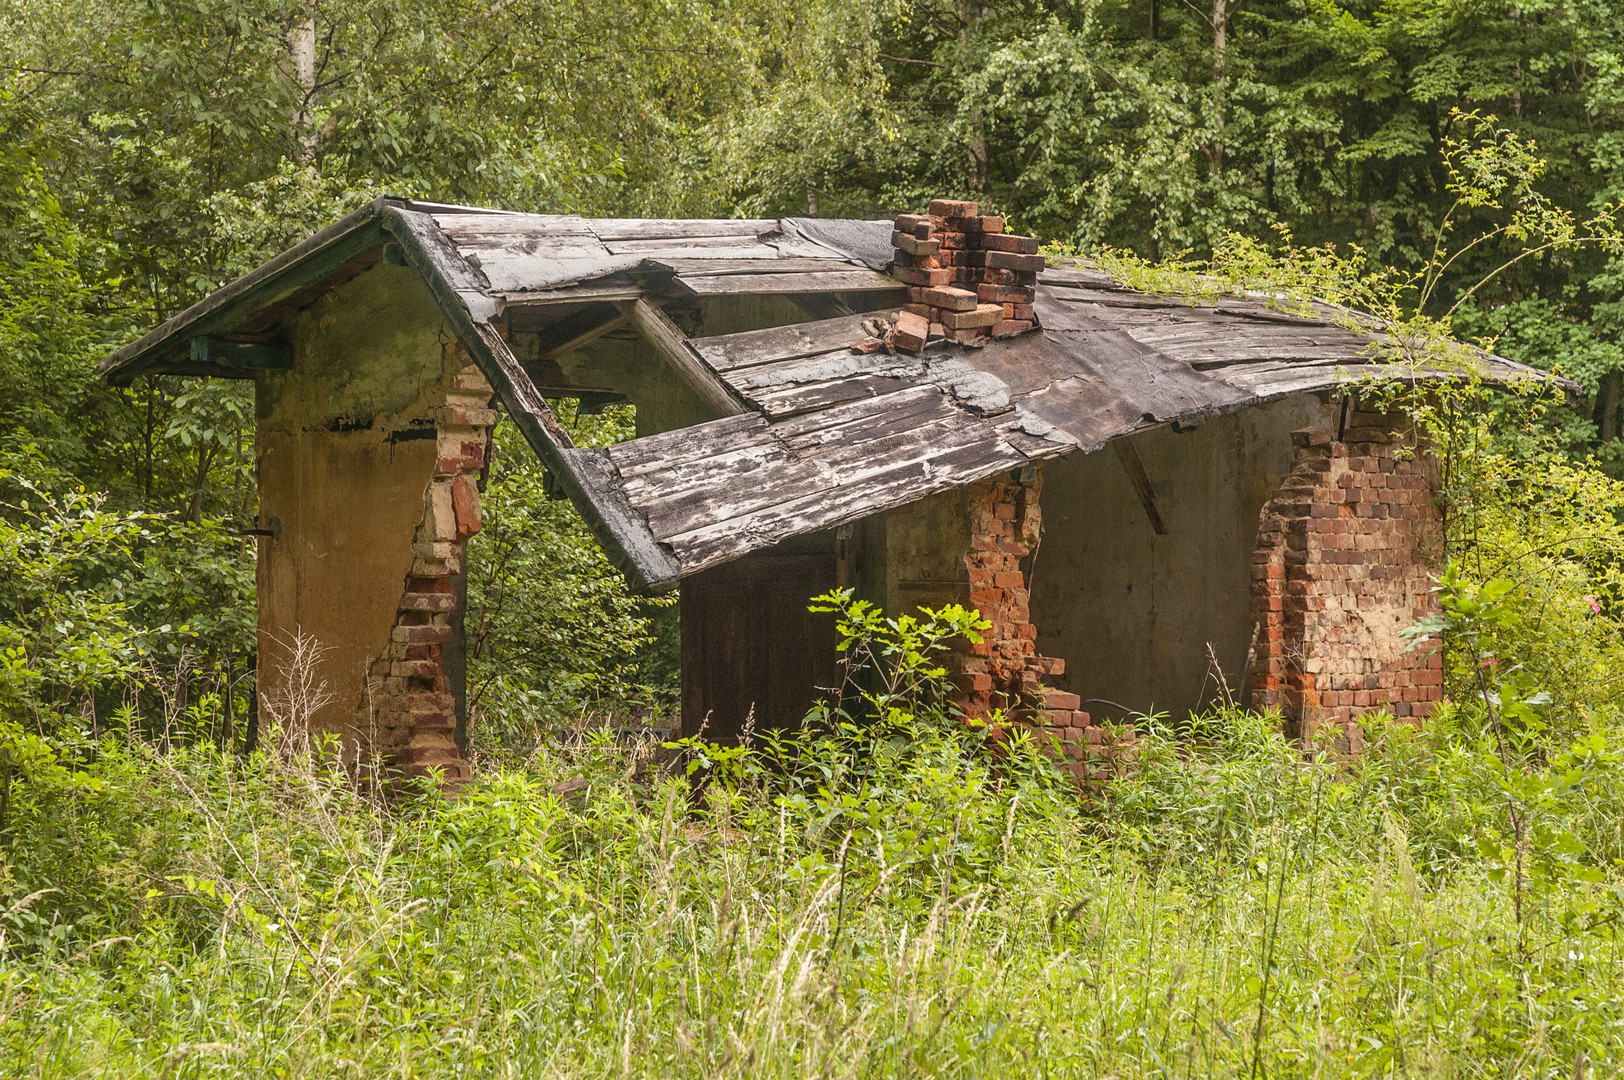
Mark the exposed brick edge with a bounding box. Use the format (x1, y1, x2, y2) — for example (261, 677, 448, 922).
(366, 341, 497, 788)
(1250, 407, 1444, 752)
(947, 468, 1132, 786)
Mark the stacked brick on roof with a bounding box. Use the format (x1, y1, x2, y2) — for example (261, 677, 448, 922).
(889, 199, 1042, 352)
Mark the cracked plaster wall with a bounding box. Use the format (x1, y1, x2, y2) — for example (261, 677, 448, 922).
(1029, 394, 1335, 722)
(255, 264, 456, 757)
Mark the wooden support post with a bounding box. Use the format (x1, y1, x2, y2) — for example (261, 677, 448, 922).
(616, 298, 748, 418)
(1114, 439, 1168, 535)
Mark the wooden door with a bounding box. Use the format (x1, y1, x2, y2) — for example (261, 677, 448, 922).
(680, 551, 841, 743)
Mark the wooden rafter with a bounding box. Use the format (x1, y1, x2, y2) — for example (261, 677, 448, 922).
(616, 297, 748, 418)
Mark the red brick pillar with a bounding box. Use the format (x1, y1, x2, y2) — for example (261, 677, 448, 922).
(367, 341, 497, 787)
(1250, 407, 1444, 752)
(948, 467, 1106, 775)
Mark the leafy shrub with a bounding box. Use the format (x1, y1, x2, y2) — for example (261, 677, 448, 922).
(466, 415, 676, 748)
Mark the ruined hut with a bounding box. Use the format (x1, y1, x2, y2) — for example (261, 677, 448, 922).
(99, 197, 1549, 782)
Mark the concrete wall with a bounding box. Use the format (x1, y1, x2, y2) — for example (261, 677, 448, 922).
(1028, 395, 1335, 722)
(255, 264, 464, 761)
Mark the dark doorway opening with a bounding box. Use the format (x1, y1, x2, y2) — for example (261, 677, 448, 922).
(679, 537, 841, 743)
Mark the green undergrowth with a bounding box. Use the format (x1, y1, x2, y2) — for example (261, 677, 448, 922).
(3, 704, 1624, 1078)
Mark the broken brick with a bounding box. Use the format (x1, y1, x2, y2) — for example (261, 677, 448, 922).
(977, 283, 1035, 304)
(452, 476, 482, 538)
(893, 310, 930, 353)
(891, 231, 941, 257)
(892, 266, 954, 287)
(984, 250, 1046, 273)
(940, 304, 1004, 330)
(981, 233, 1040, 254)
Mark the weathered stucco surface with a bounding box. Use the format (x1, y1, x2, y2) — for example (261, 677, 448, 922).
(1028, 395, 1334, 721)
(255, 264, 452, 755)
(856, 486, 974, 616)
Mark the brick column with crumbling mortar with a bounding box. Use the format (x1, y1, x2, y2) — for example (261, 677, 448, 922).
(365, 340, 497, 786)
(947, 467, 1129, 783)
(1250, 405, 1444, 752)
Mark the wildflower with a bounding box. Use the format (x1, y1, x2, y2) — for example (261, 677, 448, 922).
(1584, 594, 1602, 615)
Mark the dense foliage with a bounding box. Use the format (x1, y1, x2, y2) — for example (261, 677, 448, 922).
(4, 591, 1624, 1075)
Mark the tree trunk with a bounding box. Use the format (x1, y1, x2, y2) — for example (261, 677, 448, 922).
(960, 0, 990, 195)
(288, 8, 318, 165)
(1596, 369, 1621, 444)
(1209, 0, 1227, 177)
(187, 444, 215, 523)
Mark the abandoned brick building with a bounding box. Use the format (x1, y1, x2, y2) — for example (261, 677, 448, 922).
(99, 197, 1549, 783)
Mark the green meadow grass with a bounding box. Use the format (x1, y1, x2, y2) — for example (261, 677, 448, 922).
(2, 710, 1622, 1079)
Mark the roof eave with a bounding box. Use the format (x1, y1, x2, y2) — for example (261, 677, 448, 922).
(378, 205, 681, 593)
(98, 196, 403, 385)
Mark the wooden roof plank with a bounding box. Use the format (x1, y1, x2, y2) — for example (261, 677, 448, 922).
(498, 279, 644, 304)
(625, 388, 960, 521)
(618, 437, 793, 505)
(585, 218, 779, 241)
(676, 270, 907, 296)
(751, 375, 920, 418)
(433, 213, 594, 236)
(693, 311, 894, 372)
(723, 350, 923, 395)
(659, 430, 1032, 574)
(476, 255, 642, 293)
(451, 238, 610, 261)
(601, 239, 783, 258)
(607, 411, 771, 477)
(766, 383, 947, 441)
(652, 257, 860, 276)
(646, 409, 1003, 539)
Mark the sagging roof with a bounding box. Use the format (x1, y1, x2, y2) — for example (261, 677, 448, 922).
(99, 197, 1557, 594)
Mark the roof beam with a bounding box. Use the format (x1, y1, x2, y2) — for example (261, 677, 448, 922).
(191, 335, 291, 372)
(616, 297, 748, 418)
(1114, 440, 1168, 535)
(538, 306, 629, 362)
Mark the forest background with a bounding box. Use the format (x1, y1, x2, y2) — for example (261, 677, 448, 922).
(8, 1, 1624, 1074)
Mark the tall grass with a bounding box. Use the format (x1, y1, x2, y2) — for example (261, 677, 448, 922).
(1, 706, 1621, 1078)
